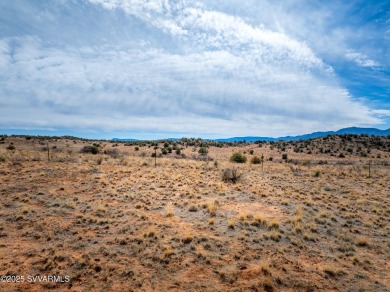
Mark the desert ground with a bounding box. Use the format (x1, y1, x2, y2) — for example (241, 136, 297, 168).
(0, 135, 389, 291)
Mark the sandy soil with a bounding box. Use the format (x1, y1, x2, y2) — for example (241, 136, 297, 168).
(0, 136, 389, 291)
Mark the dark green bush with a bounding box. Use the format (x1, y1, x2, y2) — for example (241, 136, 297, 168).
(230, 152, 247, 163)
(81, 145, 99, 154)
(198, 147, 208, 155)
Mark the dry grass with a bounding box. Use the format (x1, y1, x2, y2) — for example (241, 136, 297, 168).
(227, 217, 236, 229)
(0, 136, 388, 291)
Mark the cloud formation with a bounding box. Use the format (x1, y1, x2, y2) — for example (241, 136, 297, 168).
(345, 51, 379, 69)
(0, 0, 389, 138)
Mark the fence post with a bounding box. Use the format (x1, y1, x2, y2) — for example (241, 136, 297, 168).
(368, 161, 371, 178)
(47, 142, 50, 162)
(261, 153, 264, 172)
(154, 147, 157, 167)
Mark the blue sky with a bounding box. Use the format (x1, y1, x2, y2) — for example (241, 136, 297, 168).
(0, 0, 389, 139)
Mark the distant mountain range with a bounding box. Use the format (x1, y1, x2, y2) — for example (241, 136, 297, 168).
(112, 138, 138, 142)
(214, 127, 390, 142)
(112, 127, 390, 142)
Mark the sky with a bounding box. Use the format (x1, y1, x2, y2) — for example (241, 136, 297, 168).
(0, 0, 389, 140)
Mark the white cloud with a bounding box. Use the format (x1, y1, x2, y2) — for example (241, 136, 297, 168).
(0, 0, 388, 137)
(345, 51, 380, 68)
(0, 35, 380, 137)
(372, 109, 390, 117)
(88, 0, 327, 71)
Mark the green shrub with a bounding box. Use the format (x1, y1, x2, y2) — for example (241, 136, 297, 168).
(0, 155, 7, 162)
(175, 149, 181, 155)
(230, 152, 247, 163)
(198, 147, 208, 156)
(249, 150, 254, 155)
(282, 153, 288, 160)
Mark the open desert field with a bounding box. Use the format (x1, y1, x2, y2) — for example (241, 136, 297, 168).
(0, 135, 389, 291)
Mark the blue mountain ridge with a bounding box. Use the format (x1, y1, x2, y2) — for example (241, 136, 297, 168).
(112, 127, 390, 142)
(214, 127, 390, 142)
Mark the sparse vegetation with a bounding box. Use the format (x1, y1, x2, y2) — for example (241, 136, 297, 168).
(0, 134, 388, 291)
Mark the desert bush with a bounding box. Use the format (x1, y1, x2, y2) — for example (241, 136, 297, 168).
(249, 150, 254, 155)
(282, 153, 288, 160)
(104, 148, 121, 159)
(230, 152, 247, 163)
(222, 168, 241, 183)
(0, 154, 7, 162)
(6, 144, 15, 151)
(198, 147, 208, 156)
(81, 145, 99, 154)
(250, 156, 261, 164)
(175, 148, 181, 155)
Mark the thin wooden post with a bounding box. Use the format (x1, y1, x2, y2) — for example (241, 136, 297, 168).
(154, 147, 157, 167)
(261, 153, 264, 172)
(47, 142, 50, 162)
(368, 161, 371, 178)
